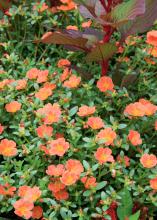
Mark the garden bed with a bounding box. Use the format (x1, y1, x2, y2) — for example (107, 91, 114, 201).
(0, 0, 157, 220)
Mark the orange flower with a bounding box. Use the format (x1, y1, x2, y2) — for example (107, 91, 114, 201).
(147, 46, 157, 58)
(43, 82, 56, 90)
(56, 133, 64, 139)
(66, 25, 78, 30)
(13, 199, 34, 219)
(97, 76, 114, 92)
(150, 177, 157, 190)
(40, 145, 50, 155)
(0, 79, 8, 90)
(26, 68, 39, 79)
(63, 75, 81, 88)
(96, 128, 117, 146)
(86, 117, 104, 130)
(65, 159, 84, 176)
(95, 147, 114, 165)
(5, 101, 21, 113)
(140, 154, 157, 168)
(124, 102, 145, 117)
(147, 30, 157, 47)
(0, 183, 16, 196)
(117, 155, 130, 167)
(0, 124, 4, 135)
(60, 171, 79, 186)
(46, 164, 65, 176)
(0, 79, 16, 90)
(16, 79, 27, 90)
(48, 178, 65, 193)
(82, 20, 92, 28)
(81, 176, 97, 189)
(125, 36, 137, 46)
(35, 88, 52, 101)
(57, 59, 71, 68)
(36, 103, 61, 124)
(53, 189, 69, 200)
(116, 42, 124, 53)
(18, 185, 41, 202)
(0, 139, 17, 157)
(18, 185, 31, 197)
(37, 70, 49, 83)
(32, 206, 43, 219)
(60, 68, 72, 82)
(57, 0, 76, 11)
(25, 187, 41, 202)
(139, 99, 157, 116)
(155, 120, 157, 131)
(144, 58, 155, 65)
(49, 138, 70, 157)
(128, 130, 142, 146)
(33, 2, 49, 13)
(77, 105, 96, 117)
(36, 125, 53, 138)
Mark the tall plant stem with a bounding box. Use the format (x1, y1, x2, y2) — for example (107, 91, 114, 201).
(101, 26, 114, 76)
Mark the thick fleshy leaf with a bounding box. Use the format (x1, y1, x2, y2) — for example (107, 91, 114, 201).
(111, 0, 145, 27)
(85, 43, 117, 62)
(41, 31, 88, 50)
(129, 210, 141, 220)
(117, 189, 133, 220)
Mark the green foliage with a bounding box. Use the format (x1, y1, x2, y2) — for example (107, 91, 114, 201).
(129, 210, 141, 220)
(117, 188, 133, 220)
(0, 0, 157, 219)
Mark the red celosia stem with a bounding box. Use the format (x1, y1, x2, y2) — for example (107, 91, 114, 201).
(99, 0, 108, 11)
(101, 26, 114, 76)
(107, 0, 113, 11)
(101, 60, 109, 76)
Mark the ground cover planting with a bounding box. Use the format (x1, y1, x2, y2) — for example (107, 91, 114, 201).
(0, 0, 157, 219)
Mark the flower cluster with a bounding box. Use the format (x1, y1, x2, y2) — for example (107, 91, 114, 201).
(0, 1, 157, 219)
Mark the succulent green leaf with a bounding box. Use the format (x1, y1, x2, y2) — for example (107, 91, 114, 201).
(129, 210, 141, 220)
(117, 188, 133, 220)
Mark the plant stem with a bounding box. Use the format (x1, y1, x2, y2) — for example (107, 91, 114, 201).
(101, 60, 109, 76)
(99, 0, 108, 11)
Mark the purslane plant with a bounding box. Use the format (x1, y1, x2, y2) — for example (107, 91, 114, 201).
(41, 0, 157, 76)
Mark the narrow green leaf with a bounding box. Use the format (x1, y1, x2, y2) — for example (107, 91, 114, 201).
(83, 190, 92, 197)
(96, 181, 107, 191)
(69, 106, 78, 117)
(118, 124, 127, 129)
(83, 160, 90, 170)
